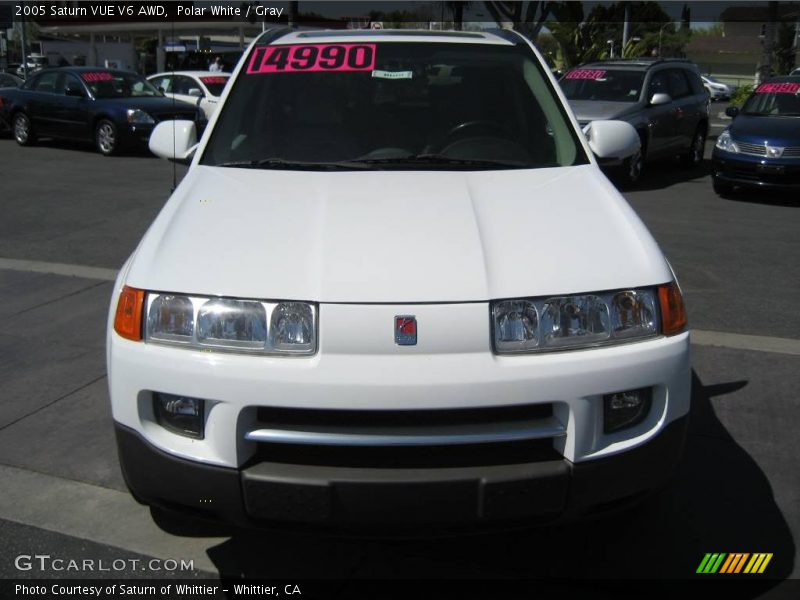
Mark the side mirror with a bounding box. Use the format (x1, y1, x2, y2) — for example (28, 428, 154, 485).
(188, 88, 203, 98)
(149, 120, 198, 164)
(725, 106, 740, 118)
(583, 120, 640, 160)
(649, 92, 672, 106)
(65, 85, 85, 97)
(158, 86, 166, 94)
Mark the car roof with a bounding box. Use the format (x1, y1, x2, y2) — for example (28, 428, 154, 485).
(147, 71, 231, 78)
(32, 66, 139, 76)
(760, 75, 800, 83)
(578, 58, 696, 71)
(259, 28, 517, 47)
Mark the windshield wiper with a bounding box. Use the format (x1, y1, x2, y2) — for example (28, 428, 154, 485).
(217, 158, 373, 170)
(343, 154, 535, 169)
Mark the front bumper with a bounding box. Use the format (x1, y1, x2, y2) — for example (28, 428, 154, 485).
(116, 415, 688, 529)
(109, 295, 690, 528)
(712, 152, 800, 190)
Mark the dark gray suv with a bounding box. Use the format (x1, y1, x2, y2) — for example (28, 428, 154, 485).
(560, 59, 710, 184)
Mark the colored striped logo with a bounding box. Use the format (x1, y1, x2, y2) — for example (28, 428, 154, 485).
(696, 553, 773, 574)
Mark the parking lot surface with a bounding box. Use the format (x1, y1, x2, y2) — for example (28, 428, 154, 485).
(0, 106, 798, 594)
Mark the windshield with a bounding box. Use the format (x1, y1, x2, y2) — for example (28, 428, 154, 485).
(560, 68, 644, 102)
(201, 41, 588, 170)
(742, 82, 800, 116)
(199, 76, 229, 96)
(81, 71, 162, 99)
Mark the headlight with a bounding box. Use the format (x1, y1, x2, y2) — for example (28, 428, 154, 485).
(715, 130, 739, 153)
(127, 109, 155, 124)
(143, 293, 316, 355)
(492, 288, 664, 354)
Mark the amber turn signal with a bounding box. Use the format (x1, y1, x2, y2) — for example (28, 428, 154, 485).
(658, 281, 687, 336)
(114, 286, 145, 341)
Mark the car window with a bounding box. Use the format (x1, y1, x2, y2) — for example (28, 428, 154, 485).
(199, 75, 229, 96)
(743, 83, 800, 116)
(647, 71, 669, 99)
(32, 72, 59, 93)
(685, 70, 705, 96)
(201, 41, 588, 170)
(172, 75, 196, 95)
(57, 73, 83, 95)
(80, 71, 161, 98)
(560, 69, 644, 102)
(151, 76, 172, 93)
(665, 69, 691, 100)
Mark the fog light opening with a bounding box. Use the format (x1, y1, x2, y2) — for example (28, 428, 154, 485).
(153, 393, 205, 439)
(603, 387, 652, 434)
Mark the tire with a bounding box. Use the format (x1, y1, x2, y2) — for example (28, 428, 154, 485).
(681, 126, 706, 168)
(95, 119, 118, 156)
(712, 176, 734, 197)
(12, 112, 36, 146)
(621, 148, 644, 186)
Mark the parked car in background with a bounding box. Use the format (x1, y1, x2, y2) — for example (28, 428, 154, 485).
(109, 28, 690, 530)
(790, 67, 800, 77)
(0, 73, 24, 133)
(147, 71, 231, 119)
(560, 59, 710, 185)
(0, 67, 203, 155)
(0, 73, 23, 88)
(701, 74, 734, 101)
(712, 77, 800, 195)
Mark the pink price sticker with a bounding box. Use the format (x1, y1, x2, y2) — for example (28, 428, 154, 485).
(565, 69, 607, 80)
(81, 72, 115, 82)
(199, 76, 228, 85)
(247, 44, 376, 74)
(755, 82, 800, 94)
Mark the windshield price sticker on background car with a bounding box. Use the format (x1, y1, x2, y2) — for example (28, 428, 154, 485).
(247, 44, 377, 74)
(200, 76, 228, 85)
(80, 72, 115, 82)
(755, 82, 800, 94)
(565, 69, 607, 80)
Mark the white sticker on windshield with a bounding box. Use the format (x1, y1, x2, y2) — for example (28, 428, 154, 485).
(372, 70, 413, 80)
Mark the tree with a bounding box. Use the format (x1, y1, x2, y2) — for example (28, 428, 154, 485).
(483, 1, 557, 40)
(775, 20, 797, 74)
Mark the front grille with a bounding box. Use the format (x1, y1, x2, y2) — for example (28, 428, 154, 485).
(247, 438, 560, 468)
(783, 147, 800, 157)
(255, 403, 553, 428)
(735, 141, 767, 156)
(248, 404, 561, 469)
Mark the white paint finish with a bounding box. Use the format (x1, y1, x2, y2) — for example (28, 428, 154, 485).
(0, 464, 222, 573)
(108, 302, 691, 467)
(124, 164, 672, 303)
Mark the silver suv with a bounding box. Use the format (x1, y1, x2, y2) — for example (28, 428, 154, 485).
(560, 59, 710, 184)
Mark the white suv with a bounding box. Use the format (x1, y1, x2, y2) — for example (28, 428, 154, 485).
(108, 28, 690, 529)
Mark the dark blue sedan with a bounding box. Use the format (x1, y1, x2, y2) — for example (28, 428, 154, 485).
(712, 77, 800, 195)
(0, 67, 202, 155)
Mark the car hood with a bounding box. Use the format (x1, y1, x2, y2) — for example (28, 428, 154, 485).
(126, 165, 671, 303)
(97, 96, 198, 113)
(729, 114, 800, 146)
(567, 100, 636, 122)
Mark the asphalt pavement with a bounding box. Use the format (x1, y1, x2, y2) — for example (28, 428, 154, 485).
(0, 107, 798, 597)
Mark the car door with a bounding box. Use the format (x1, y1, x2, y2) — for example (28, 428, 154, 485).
(643, 70, 676, 157)
(27, 71, 61, 135)
(665, 68, 698, 151)
(54, 73, 90, 140)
